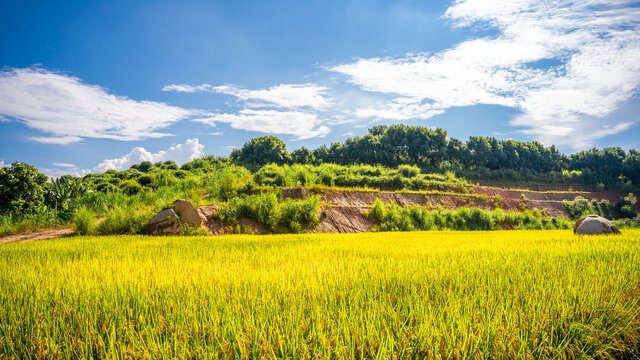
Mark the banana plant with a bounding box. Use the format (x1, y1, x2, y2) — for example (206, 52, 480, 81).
(46, 176, 86, 211)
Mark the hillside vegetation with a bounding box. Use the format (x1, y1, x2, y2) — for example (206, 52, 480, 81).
(1, 231, 639, 358)
(1, 125, 639, 236)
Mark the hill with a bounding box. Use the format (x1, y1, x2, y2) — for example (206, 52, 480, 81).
(1, 126, 639, 238)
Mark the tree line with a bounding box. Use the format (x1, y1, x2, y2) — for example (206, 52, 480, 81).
(230, 125, 640, 188)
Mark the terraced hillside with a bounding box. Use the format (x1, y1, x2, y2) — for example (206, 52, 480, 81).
(187, 184, 635, 235)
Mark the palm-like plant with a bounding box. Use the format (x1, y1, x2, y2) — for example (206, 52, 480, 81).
(46, 176, 86, 210)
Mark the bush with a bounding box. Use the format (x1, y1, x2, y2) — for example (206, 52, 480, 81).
(367, 199, 570, 231)
(398, 165, 420, 178)
(182, 223, 210, 236)
(254, 163, 469, 192)
(174, 170, 188, 179)
(162, 161, 179, 170)
(120, 180, 142, 195)
(491, 194, 504, 209)
(72, 206, 96, 235)
(280, 196, 321, 233)
(217, 192, 321, 233)
(137, 175, 154, 187)
(617, 193, 638, 219)
(96, 206, 150, 235)
(563, 195, 636, 220)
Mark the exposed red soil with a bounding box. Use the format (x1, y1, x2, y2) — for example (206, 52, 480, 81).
(0, 227, 73, 244)
(310, 206, 377, 233)
(281, 185, 636, 225)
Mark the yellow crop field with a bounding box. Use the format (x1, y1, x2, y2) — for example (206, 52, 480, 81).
(1, 230, 639, 359)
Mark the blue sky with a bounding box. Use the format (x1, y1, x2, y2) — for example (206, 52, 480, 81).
(1, 0, 639, 177)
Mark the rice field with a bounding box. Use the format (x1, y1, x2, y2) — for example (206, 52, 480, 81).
(1, 230, 639, 359)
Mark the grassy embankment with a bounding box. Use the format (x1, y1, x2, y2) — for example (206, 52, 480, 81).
(1, 230, 639, 359)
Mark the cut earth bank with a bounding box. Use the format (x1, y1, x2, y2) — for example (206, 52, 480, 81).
(148, 185, 637, 235)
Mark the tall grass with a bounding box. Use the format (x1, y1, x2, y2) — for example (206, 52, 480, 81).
(0, 207, 65, 236)
(0, 231, 638, 358)
(367, 198, 572, 231)
(71, 206, 96, 235)
(218, 192, 321, 233)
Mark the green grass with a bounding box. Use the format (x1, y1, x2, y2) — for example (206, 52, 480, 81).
(1, 231, 639, 359)
(254, 163, 470, 193)
(366, 199, 573, 231)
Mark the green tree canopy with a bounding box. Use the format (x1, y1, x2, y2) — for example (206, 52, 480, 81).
(0, 162, 48, 216)
(231, 136, 291, 170)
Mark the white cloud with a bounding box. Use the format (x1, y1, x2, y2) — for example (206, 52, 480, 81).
(164, 82, 333, 139)
(161, 84, 214, 93)
(164, 82, 330, 110)
(93, 138, 204, 172)
(34, 139, 205, 177)
(28, 136, 84, 145)
(0, 68, 197, 143)
(52, 162, 75, 168)
(331, 0, 640, 149)
(195, 110, 330, 140)
(214, 84, 330, 110)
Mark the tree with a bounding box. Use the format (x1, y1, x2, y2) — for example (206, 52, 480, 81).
(291, 147, 313, 164)
(138, 161, 154, 173)
(467, 137, 492, 169)
(231, 136, 291, 170)
(622, 151, 640, 185)
(0, 162, 48, 216)
(161, 160, 179, 170)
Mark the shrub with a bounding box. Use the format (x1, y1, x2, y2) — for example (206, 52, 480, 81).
(174, 170, 188, 179)
(137, 175, 154, 187)
(253, 163, 469, 192)
(217, 192, 321, 233)
(96, 206, 150, 235)
(367, 200, 570, 231)
(491, 194, 504, 209)
(120, 180, 142, 195)
(162, 161, 179, 170)
(563, 195, 631, 220)
(398, 165, 420, 178)
(280, 196, 321, 233)
(182, 223, 210, 236)
(617, 193, 638, 219)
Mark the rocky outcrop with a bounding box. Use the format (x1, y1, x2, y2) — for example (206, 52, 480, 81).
(173, 199, 205, 228)
(574, 215, 621, 235)
(145, 209, 183, 236)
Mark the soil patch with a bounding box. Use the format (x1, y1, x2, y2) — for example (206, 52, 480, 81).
(310, 206, 377, 233)
(0, 227, 73, 245)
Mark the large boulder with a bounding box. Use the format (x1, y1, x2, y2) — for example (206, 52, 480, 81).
(574, 215, 621, 235)
(145, 208, 183, 236)
(173, 199, 204, 228)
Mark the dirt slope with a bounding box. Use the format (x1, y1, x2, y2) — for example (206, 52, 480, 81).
(280, 186, 635, 234)
(310, 206, 377, 233)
